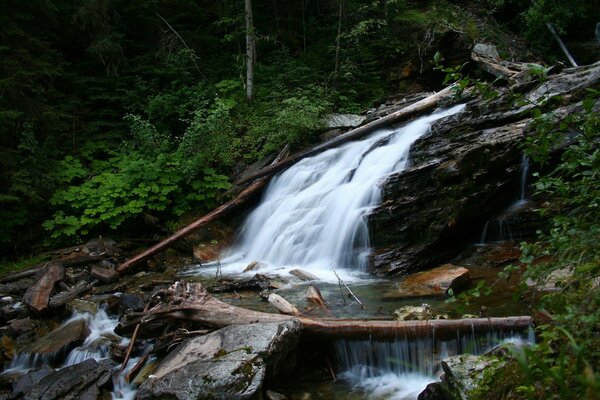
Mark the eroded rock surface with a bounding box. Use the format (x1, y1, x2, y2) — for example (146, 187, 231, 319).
(16, 358, 111, 400)
(369, 62, 600, 275)
(136, 320, 301, 400)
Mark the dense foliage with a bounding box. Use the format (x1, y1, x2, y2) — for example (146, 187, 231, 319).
(507, 90, 600, 400)
(1, 0, 597, 257)
(446, 74, 600, 399)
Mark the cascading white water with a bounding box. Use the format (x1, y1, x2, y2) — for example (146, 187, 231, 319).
(3, 307, 141, 400)
(335, 327, 534, 400)
(194, 104, 465, 282)
(479, 153, 530, 244)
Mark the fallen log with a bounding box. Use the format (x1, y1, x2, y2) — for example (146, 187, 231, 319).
(235, 85, 457, 186)
(116, 176, 269, 274)
(23, 262, 65, 312)
(48, 280, 95, 308)
(0, 266, 43, 283)
(118, 283, 532, 340)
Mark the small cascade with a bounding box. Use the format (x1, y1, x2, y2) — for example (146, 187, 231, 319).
(190, 104, 465, 282)
(519, 154, 530, 203)
(335, 327, 533, 400)
(479, 154, 531, 244)
(64, 307, 120, 366)
(478, 217, 514, 244)
(2, 307, 146, 400)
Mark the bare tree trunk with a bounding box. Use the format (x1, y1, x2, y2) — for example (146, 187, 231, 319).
(333, 0, 343, 88)
(302, 0, 307, 53)
(236, 84, 457, 185)
(245, 0, 255, 101)
(116, 177, 268, 274)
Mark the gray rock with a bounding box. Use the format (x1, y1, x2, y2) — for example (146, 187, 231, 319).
(137, 320, 301, 400)
(440, 354, 499, 400)
(119, 293, 145, 313)
(18, 358, 111, 400)
(472, 43, 500, 60)
(526, 266, 573, 292)
(322, 113, 366, 129)
(90, 265, 119, 283)
(289, 269, 318, 281)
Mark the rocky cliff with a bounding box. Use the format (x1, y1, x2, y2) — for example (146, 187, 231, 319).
(369, 61, 600, 275)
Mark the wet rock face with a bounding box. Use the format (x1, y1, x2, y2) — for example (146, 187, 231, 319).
(369, 114, 527, 275)
(136, 320, 301, 400)
(15, 358, 111, 400)
(368, 62, 600, 276)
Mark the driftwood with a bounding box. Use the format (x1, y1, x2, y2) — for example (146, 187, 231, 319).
(306, 285, 327, 309)
(334, 270, 366, 310)
(119, 283, 532, 340)
(48, 280, 95, 308)
(117, 177, 269, 274)
(546, 22, 578, 67)
(268, 293, 301, 316)
(236, 85, 456, 186)
(0, 266, 42, 283)
(23, 262, 65, 312)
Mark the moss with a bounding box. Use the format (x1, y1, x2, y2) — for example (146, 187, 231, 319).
(470, 358, 529, 400)
(213, 348, 228, 358)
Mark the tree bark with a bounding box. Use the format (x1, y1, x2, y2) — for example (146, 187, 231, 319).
(116, 177, 268, 274)
(119, 283, 532, 340)
(333, 0, 343, 88)
(268, 293, 301, 316)
(236, 84, 457, 185)
(245, 0, 255, 101)
(23, 262, 65, 312)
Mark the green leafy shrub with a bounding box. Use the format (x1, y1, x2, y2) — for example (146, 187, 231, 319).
(44, 143, 231, 240)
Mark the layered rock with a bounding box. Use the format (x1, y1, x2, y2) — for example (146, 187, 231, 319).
(368, 61, 600, 275)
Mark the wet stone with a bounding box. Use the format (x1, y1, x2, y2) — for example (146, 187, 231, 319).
(137, 320, 301, 400)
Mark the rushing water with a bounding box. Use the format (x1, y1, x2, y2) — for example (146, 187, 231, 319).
(333, 328, 534, 400)
(189, 104, 465, 282)
(479, 154, 530, 244)
(3, 307, 139, 400)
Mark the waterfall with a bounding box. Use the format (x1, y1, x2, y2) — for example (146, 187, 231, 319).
(519, 154, 530, 202)
(194, 104, 465, 282)
(479, 153, 530, 244)
(335, 327, 534, 399)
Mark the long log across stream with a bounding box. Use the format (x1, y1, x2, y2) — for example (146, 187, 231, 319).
(119, 282, 532, 340)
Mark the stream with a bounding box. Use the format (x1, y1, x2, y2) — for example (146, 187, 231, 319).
(2, 104, 533, 400)
(180, 104, 532, 399)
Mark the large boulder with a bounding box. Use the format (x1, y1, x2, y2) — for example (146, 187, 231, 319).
(136, 320, 301, 400)
(15, 358, 111, 399)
